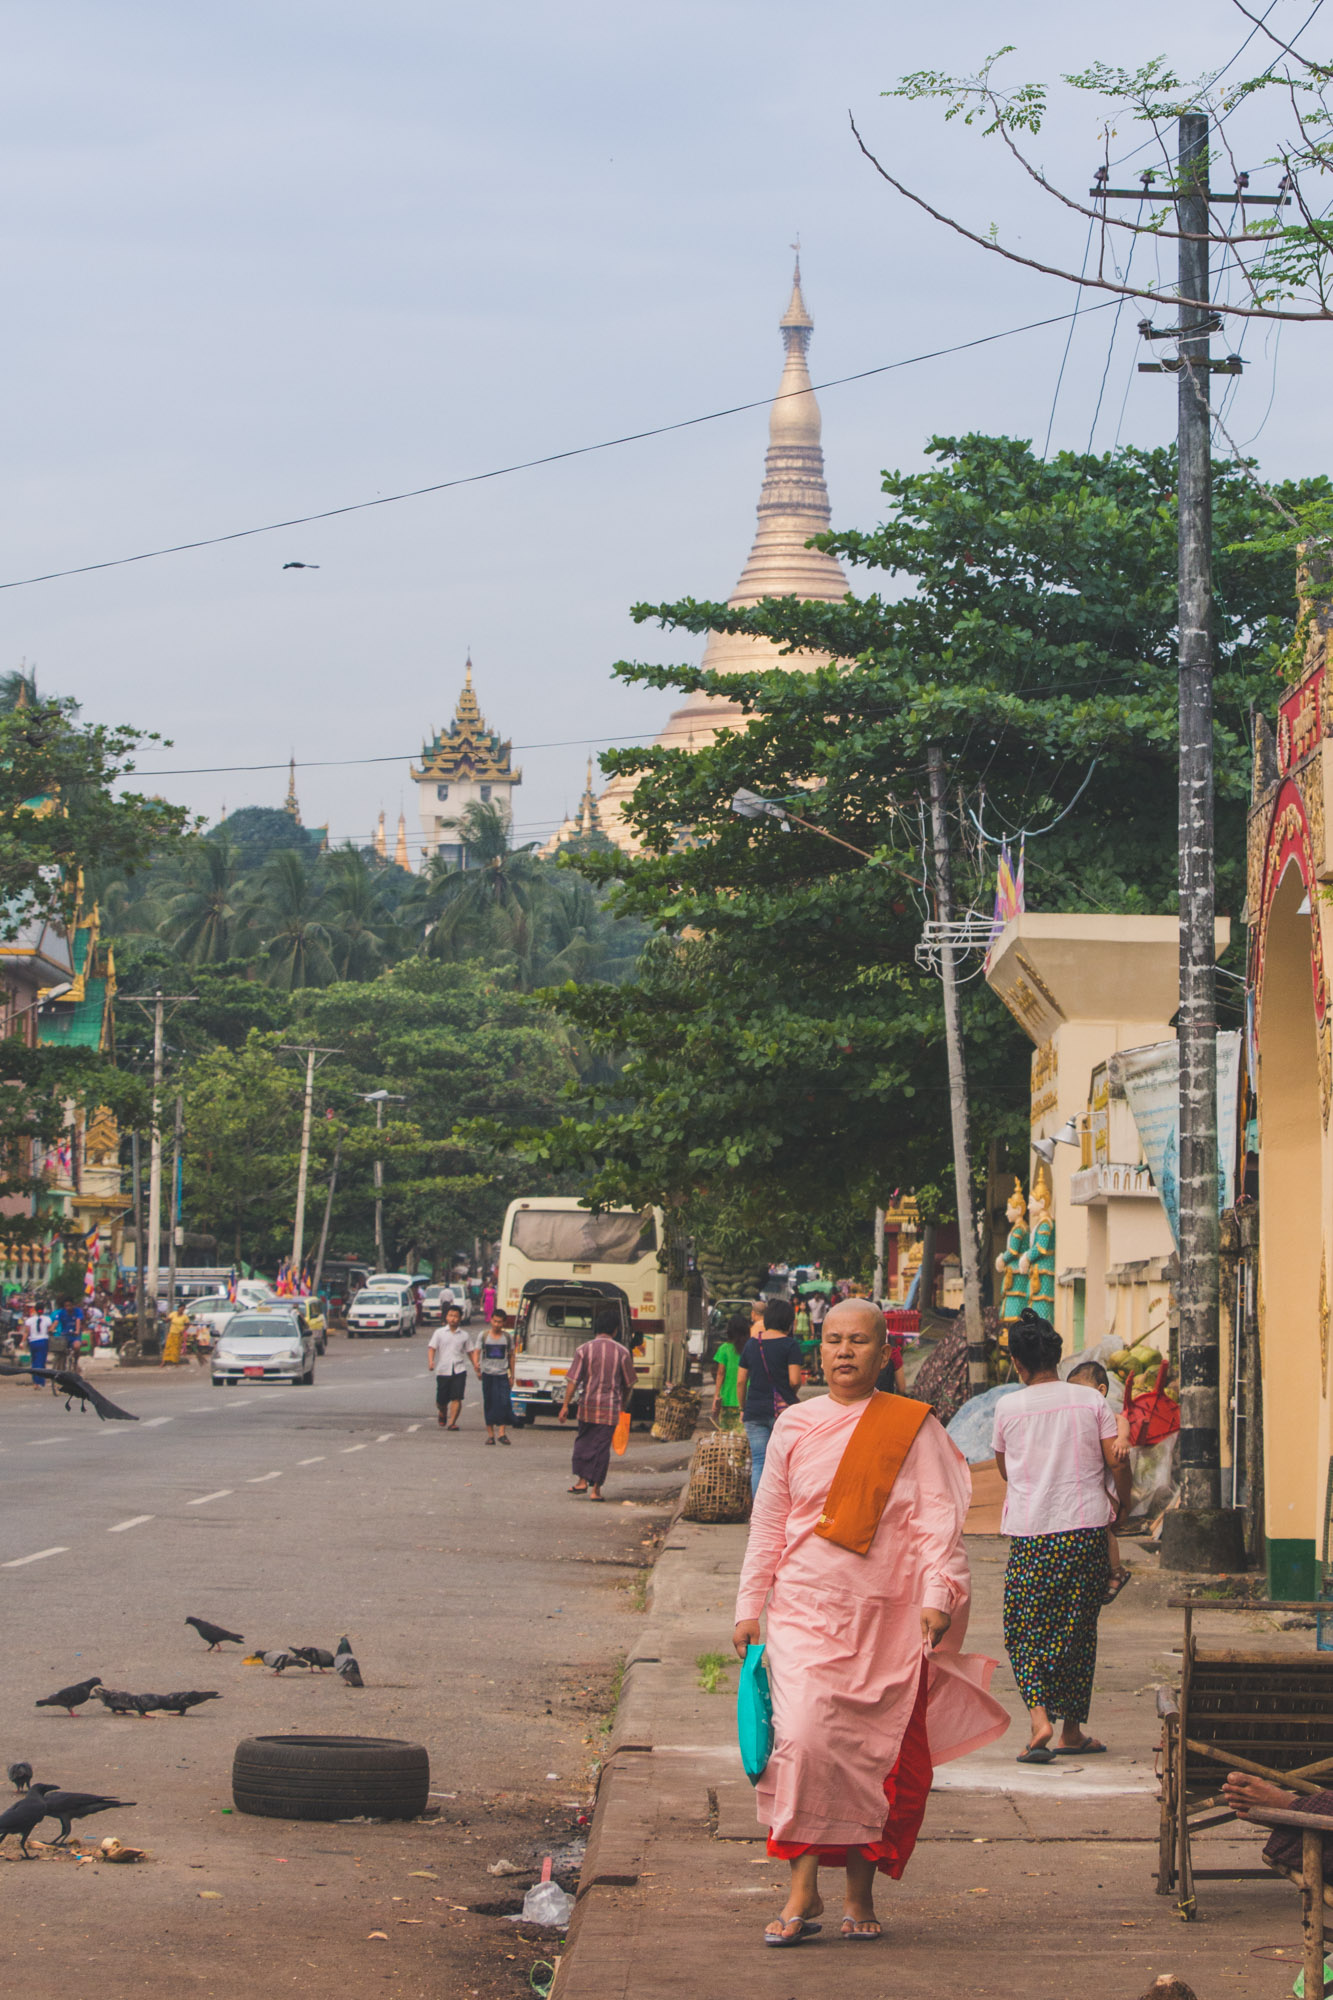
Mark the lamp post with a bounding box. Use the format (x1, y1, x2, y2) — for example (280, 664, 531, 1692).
(360, 1091, 406, 1274)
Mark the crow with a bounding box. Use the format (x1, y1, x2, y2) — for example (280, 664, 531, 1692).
(8, 1761, 31, 1792)
(334, 1653, 364, 1689)
(150, 1691, 220, 1716)
(290, 1647, 334, 1672)
(93, 1688, 154, 1717)
(50, 1370, 138, 1422)
(0, 1790, 52, 1856)
(282, 561, 320, 570)
(186, 1616, 244, 1652)
(36, 1676, 103, 1717)
(32, 1787, 136, 1847)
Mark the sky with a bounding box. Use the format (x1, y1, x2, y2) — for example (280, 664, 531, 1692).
(0, 0, 1325, 856)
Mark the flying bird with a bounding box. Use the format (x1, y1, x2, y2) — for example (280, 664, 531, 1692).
(186, 1616, 244, 1652)
(50, 1370, 138, 1421)
(0, 1790, 52, 1856)
(334, 1653, 364, 1689)
(36, 1676, 103, 1717)
(282, 561, 320, 570)
(289, 1646, 334, 1672)
(150, 1691, 220, 1716)
(93, 1688, 155, 1717)
(33, 1788, 136, 1847)
(8, 1761, 32, 1792)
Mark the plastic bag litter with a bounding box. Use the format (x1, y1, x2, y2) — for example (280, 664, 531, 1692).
(520, 1880, 575, 1927)
(1127, 1431, 1179, 1521)
(945, 1383, 1022, 1464)
(1293, 1958, 1333, 1997)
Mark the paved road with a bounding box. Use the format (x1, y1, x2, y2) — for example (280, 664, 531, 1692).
(0, 1334, 682, 1998)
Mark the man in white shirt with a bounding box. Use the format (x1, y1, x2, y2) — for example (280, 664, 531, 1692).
(25, 1304, 52, 1389)
(427, 1305, 472, 1431)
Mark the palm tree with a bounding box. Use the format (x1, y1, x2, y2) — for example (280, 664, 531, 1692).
(160, 836, 254, 964)
(425, 802, 543, 964)
(320, 847, 392, 980)
(0, 666, 39, 712)
(253, 849, 335, 990)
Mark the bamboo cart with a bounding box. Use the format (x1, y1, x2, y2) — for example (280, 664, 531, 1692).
(1158, 1598, 1333, 1921)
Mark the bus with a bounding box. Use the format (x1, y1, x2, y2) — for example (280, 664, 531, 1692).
(497, 1198, 681, 1420)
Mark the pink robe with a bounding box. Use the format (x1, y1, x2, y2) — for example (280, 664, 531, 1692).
(734, 1394, 1009, 1848)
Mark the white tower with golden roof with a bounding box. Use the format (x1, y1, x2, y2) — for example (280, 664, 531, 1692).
(412, 657, 522, 870)
(599, 260, 847, 849)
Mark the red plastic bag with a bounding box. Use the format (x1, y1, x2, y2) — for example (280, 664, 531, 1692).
(612, 1411, 631, 1456)
(1123, 1359, 1180, 1448)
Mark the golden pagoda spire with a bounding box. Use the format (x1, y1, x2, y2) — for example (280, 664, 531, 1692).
(374, 810, 387, 860)
(394, 811, 410, 870)
(284, 755, 301, 823)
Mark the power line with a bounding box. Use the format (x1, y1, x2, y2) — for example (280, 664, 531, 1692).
(0, 298, 1122, 596)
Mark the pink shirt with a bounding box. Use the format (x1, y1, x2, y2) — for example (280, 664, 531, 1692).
(991, 1380, 1117, 1537)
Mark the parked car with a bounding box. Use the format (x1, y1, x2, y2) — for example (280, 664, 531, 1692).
(346, 1283, 417, 1339)
(211, 1307, 317, 1387)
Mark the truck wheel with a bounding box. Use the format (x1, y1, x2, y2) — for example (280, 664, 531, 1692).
(232, 1734, 429, 1822)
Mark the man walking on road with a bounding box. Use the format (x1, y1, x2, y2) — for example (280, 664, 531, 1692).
(558, 1309, 634, 1502)
(732, 1299, 1008, 1947)
(428, 1304, 471, 1431)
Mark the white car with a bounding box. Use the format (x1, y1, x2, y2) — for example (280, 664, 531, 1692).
(346, 1284, 416, 1338)
(211, 1307, 317, 1387)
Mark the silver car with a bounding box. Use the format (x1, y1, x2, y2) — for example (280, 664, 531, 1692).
(211, 1308, 317, 1387)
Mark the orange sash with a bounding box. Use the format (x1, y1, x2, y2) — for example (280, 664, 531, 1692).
(813, 1391, 933, 1556)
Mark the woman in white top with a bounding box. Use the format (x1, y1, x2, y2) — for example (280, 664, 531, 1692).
(992, 1310, 1131, 1764)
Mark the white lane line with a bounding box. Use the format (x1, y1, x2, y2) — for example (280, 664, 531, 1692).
(107, 1514, 154, 1534)
(141, 1416, 173, 1428)
(3, 1546, 69, 1567)
(341, 1443, 368, 1454)
(188, 1405, 217, 1414)
(187, 1489, 232, 1506)
(406, 1423, 421, 1433)
(247, 1470, 282, 1484)
(25, 1436, 71, 1447)
(375, 1432, 394, 1442)
(297, 1456, 325, 1466)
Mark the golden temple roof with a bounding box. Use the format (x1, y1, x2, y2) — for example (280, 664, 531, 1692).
(411, 658, 520, 786)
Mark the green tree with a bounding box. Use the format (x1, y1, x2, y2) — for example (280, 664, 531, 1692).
(160, 835, 255, 965)
(182, 1032, 305, 1263)
(253, 850, 336, 991)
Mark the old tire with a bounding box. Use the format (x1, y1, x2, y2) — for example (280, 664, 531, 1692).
(231, 1734, 429, 1822)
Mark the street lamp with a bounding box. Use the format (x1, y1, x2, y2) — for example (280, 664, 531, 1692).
(3, 982, 73, 1034)
(1032, 1117, 1081, 1167)
(360, 1091, 406, 1274)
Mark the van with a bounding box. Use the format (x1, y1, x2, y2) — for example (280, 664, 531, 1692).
(346, 1283, 416, 1339)
(511, 1281, 632, 1424)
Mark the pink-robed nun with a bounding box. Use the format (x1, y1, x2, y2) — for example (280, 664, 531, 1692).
(733, 1299, 1009, 1946)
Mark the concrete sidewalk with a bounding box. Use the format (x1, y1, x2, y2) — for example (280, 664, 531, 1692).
(557, 1524, 1315, 2000)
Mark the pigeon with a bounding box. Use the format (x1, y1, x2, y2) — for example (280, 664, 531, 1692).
(50, 1370, 138, 1421)
(149, 1691, 220, 1716)
(334, 1653, 364, 1689)
(93, 1689, 154, 1717)
(282, 561, 320, 570)
(7, 1762, 31, 1792)
(289, 1647, 334, 1672)
(185, 1616, 244, 1652)
(242, 1650, 302, 1674)
(335, 1634, 353, 1657)
(36, 1676, 103, 1717)
(34, 1788, 136, 1847)
(0, 1790, 52, 1856)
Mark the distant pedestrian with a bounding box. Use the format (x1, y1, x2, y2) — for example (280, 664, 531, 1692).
(25, 1304, 52, 1389)
(428, 1305, 471, 1431)
(472, 1311, 515, 1446)
(51, 1301, 77, 1369)
(482, 1279, 497, 1322)
(559, 1310, 634, 1502)
(161, 1304, 190, 1367)
(711, 1313, 747, 1430)
(735, 1299, 803, 1496)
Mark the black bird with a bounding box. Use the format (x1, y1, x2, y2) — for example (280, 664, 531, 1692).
(32, 1787, 136, 1847)
(334, 1653, 363, 1689)
(50, 1370, 138, 1422)
(36, 1676, 103, 1717)
(290, 1647, 334, 1672)
(186, 1616, 244, 1652)
(150, 1690, 220, 1716)
(0, 1790, 52, 1856)
(93, 1688, 154, 1717)
(282, 561, 320, 570)
(8, 1761, 32, 1792)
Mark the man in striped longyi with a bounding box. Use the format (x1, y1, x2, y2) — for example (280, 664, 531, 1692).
(558, 1310, 635, 1502)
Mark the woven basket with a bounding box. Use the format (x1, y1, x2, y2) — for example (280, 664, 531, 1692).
(650, 1385, 701, 1443)
(682, 1429, 752, 1523)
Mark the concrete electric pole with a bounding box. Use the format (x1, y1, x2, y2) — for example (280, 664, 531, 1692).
(281, 1045, 341, 1272)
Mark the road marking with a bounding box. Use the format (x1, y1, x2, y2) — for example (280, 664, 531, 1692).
(108, 1514, 154, 1534)
(25, 1436, 71, 1446)
(341, 1443, 368, 1453)
(296, 1455, 325, 1466)
(406, 1423, 421, 1433)
(188, 1405, 217, 1414)
(375, 1432, 394, 1442)
(141, 1416, 173, 1428)
(247, 1471, 282, 1483)
(187, 1489, 233, 1506)
(3, 1546, 69, 1567)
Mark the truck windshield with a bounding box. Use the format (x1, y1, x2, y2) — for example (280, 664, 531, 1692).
(509, 1210, 654, 1262)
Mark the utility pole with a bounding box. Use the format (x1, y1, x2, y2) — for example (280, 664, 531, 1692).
(360, 1090, 406, 1273)
(280, 1046, 341, 1272)
(312, 1136, 342, 1300)
(873, 1205, 886, 1302)
(130, 1130, 146, 1348)
(120, 992, 195, 1328)
(166, 1094, 183, 1313)
(926, 747, 985, 1390)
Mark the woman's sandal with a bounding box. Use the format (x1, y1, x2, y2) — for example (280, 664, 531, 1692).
(1052, 1736, 1107, 1755)
(1016, 1743, 1055, 1765)
(568, 1483, 588, 1494)
(763, 1916, 822, 1948)
(1103, 1568, 1132, 1604)
(840, 1918, 882, 1941)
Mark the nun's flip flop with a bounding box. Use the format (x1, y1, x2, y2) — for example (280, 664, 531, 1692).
(1053, 1737, 1107, 1755)
(1016, 1744, 1056, 1764)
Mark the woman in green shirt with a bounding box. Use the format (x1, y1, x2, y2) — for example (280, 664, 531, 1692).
(710, 1312, 748, 1430)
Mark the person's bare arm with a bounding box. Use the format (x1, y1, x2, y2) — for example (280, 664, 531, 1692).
(1101, 1436, 1132, 1517)
(994, 1450, 1007, 1483)
(786, 1361, 802, 1393)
